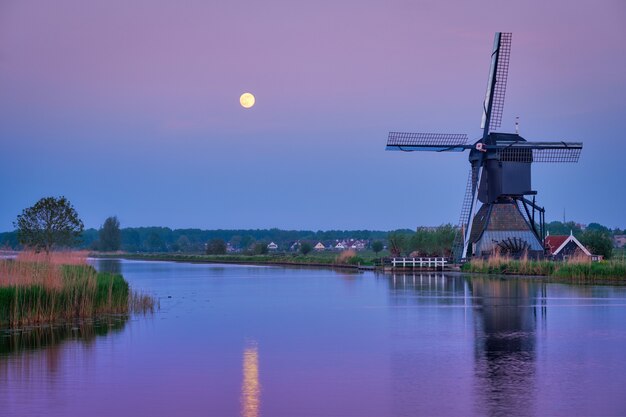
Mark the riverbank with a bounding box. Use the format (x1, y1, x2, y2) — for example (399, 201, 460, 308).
(92, 252, 626, 284)
(461, 256, 626, 284)
(92, 251, 378, 270)
(0, 252, 156, 328)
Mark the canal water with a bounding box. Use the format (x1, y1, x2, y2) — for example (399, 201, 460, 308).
(2, 259, 626, 416)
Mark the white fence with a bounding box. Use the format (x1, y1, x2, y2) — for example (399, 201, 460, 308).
(390, 257, 448, 269)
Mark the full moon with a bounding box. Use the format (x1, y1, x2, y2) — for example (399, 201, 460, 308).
(240, 92, 255, 109)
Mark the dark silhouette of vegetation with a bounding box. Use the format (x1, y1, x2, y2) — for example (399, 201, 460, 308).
(586, 222, 611, 233)
(173, 235, 191, 252)
(300, 242, 312, 255)
(145, 232, 165, 252)
(372, 241, 383, 254)
(546, 221, 583, 237)
(387, 225, 455, 257)
(388, 232, 406, 256)
(14, 196, 84, 253)
(97, 216, 121, 251)
(206, 238, 227, 255)
(409, 225, 456, 256)
(239, 235, 255, 251)
(251, 242, 268, 255)
(580, 230, 614, 259)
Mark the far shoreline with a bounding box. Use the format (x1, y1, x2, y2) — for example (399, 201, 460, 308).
(89, 252, 626, 285)
(90, 252, 373, 271)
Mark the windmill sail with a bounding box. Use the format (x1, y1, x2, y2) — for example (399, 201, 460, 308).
(386, 132, 469, 152)
(495, 141, 583, 163)
(480, 32, 512, 135)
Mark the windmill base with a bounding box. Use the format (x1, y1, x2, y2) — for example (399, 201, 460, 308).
(468, 200, 544, 259)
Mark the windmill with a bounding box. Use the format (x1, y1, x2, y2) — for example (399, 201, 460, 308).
(385, 32, 582, 260)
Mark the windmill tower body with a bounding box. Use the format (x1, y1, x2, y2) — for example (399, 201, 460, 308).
(386, 33, 582, 260)
(467, 132, 544, 258)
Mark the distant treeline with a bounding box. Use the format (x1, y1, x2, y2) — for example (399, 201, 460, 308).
(545, 221, 624, 237)
(0, 227, 403, 253)
(1, 220, 622, 256)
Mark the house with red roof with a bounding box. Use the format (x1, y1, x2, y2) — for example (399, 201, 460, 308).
(544, 231, 593, 260)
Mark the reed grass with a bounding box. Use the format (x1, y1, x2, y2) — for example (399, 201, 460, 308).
(0, 251, 156, 328)
(462, 252, 626, 282)
(335, 249, 364, 265)
(552, 260, 626, 280)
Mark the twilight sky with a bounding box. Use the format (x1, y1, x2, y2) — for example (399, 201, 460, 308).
(0, 0, 624, 231)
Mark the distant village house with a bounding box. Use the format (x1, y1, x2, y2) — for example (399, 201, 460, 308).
(614, 235, 626, 248)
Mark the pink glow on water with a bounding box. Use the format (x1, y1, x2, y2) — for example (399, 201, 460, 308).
(2, 261, 626, 416)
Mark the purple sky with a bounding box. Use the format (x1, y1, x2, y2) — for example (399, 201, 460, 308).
(1, 0, 624, 231)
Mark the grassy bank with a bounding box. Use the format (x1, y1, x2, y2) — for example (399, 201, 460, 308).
(94, 250, 382, 268)
(0, 252, 156, 328)
(462, 255, 626, 283)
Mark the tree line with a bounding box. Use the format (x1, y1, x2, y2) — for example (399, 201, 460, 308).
(1, 196, 621, 259)
(0, 226, 396, 253)
(387, 225, 457, 257)
(1, 197, 394, 252)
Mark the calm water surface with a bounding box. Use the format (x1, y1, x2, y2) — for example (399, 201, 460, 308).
(2, 259, 626, 416)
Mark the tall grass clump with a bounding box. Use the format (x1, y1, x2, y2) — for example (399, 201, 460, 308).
(462, 252, 626, 281)
(335, 250, 364, 265)
(0, 251, 154, 328)
(462, 252, 556, 276)
(553, 259, 626, 281)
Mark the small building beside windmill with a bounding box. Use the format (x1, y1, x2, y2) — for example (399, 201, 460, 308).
(544, 231, 598, 261)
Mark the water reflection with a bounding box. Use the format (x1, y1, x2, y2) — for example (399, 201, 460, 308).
(469, 277, 543, 416)
(2, 261, 625, 416)
(0, 317, 128, 405)
(241, 341, 260, 417)
(386, 273, 471, 416)
(0, 317, 128, 357)
(385, 273, 546, 416)
(90, 258, 122, 274)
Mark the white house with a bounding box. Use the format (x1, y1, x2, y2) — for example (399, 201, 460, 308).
(267, 242, 278, 251)
(350, 240, 367, 250)
(314, 242, 326, 251)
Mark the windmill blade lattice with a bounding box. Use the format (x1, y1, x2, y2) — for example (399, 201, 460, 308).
(452, 168, 475, 260)
(488, 32, 512, 132)
(386, 132, 469, 152)
(497, 143, 582, 163)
